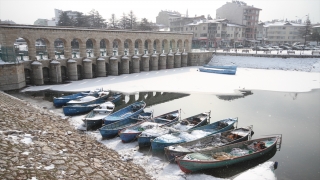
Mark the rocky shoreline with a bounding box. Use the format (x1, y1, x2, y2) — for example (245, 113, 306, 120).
(0, 91, 152, 180)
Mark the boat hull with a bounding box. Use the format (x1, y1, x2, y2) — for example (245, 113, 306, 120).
(102, 111, 153, 139)
(103, 101, 146, 125)
(203, 65, 237, 70)
(53, 92, 87, 107)
(199, 67, 236, 75)
(63, 105, 99, 116)
(176, 136, 279, 173)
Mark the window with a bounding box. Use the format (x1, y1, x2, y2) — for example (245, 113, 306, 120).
(203, 26, 206, 30)
(186, 27, 188, 31)
(216, 33, 220, 37)
(195, 27, 197, 30)
(218, 26, 220, 30)
(195, 33, 197, 37)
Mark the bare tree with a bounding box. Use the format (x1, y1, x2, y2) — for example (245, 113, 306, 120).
(127, 10, 137, 29)
(120, 13, 128, 29)
(109, 14, 119, 29)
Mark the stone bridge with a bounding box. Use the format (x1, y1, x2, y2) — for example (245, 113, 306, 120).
(0, 25, 213, 90)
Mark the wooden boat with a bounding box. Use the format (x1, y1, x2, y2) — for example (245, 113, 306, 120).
(103, 101, 146, 125)
(203, 64, 237, 70)
(199, 67, 236, 75)
(164, 126, 253, 162)
(175, 136, 281, 173)
(62, 93, 110, 116)
(82, 93, 122, 129)
(53, 88, 103, 107)
(151, 118, 238, 152)
(99, 110, 153, 139)
(138, 111, 211, 148)
(119, 110, 180, 143)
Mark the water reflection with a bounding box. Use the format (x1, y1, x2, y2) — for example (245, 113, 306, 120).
(216, 90, 253, 101)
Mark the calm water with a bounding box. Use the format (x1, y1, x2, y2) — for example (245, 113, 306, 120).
(18, 89, 320, 180)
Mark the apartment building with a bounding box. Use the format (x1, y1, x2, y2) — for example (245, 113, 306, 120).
(54, 9, 79, 25)
(170, 15, 206, 32)
(258, 21, 305, 45)
(183, 19, 245, 48)
(216, 0, 261, 41)
(156, 10, 182, 27)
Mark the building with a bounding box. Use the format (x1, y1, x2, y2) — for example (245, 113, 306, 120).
(54, 9, 79, 25)
(170, 15, 206, 32)
(0, 20, 16, 24)
(216, 0, 261, 41)
(156, 10, 182, 27)
(183, 19, 246, 49)
(256, 21, 306, 45)
(34, 19, 56, 26)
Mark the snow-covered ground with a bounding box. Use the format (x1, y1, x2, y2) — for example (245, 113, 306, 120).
(20, 56, 320, 180)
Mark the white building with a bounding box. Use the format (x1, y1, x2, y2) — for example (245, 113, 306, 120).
(259, 21, 305, 45)
(156, 10, 182, 27)
(34, 19, 56, 26)
(54, 9, 79, 25)
(183, 19, 245, 48)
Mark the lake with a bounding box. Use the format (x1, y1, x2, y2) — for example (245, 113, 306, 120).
(17, 88, 320, 180)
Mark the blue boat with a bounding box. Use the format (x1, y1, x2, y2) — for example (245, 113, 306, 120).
(203, 64, 237, 70)
(62, 93, 110, 116)
(199, 67, 236, 75)
(138, 111, 211, 148)
(103, 101, 146, 125)
(119, 110, 180, 143)
(82, 93, 122, 129)
(150, 117, 238, 152)
(53, 89, 103, 107)
(66, 91, 109, 105)
(99, 111, 153, 139)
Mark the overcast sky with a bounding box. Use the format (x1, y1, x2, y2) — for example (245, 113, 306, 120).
(0, 0, 319, 25)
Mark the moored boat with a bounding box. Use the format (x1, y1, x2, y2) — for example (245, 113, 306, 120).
(119, 110, 180, 144)
(151, 117, 238, 152)
(164, 126, 253, 162)
(99, 110, 153, 139)
(62, 93, 110, 116)
(82, 93, 122, 130)
(103, 101, 146, 125)
(66, 90, 109, 105)
(203, 64, 237, 70)
(199, 67, 236, 75)
(175, 136, 281, 173)
(53, 88, 103, 107)
(138, 111, 211, 149)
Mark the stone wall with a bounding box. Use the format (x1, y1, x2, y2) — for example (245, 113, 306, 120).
(0, 63, 25, 90)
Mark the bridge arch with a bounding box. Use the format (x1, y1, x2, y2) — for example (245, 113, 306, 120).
(135, 39, 143, 54)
